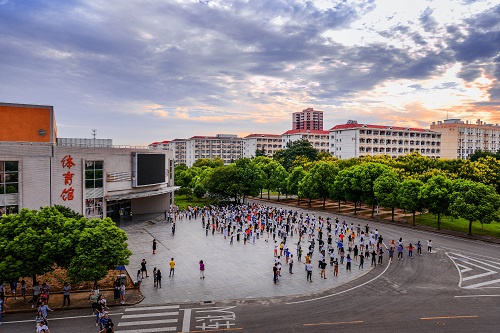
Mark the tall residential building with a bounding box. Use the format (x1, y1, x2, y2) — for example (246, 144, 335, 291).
(329, 121, 441, 159)
(186, 134, 244, 167)
(430, 119, 500, 159)
(282, 129, 330, 153)
(292, 107, 324, 131)
(243, 134, 283, 158)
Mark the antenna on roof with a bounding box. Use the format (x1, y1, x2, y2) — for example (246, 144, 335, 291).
(91, 128, 97, 139)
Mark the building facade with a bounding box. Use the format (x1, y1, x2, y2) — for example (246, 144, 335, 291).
(430, 119, 500, 159)
(292, 107, 324, 131)
(186, 134, 244, 167)
(0, 103, 177, 219)
(243, 134, 283, 158)
(329, 122, 441, 159)
(282, 129, 330, 153)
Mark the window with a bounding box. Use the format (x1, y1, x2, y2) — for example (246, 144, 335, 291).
(85, 160, 104, 218)
(0, 161, 19, 215)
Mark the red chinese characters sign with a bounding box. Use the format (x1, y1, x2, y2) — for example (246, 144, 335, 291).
(60, 155, 75, 201)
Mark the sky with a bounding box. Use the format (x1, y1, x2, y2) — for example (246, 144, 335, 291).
(1, 0, 499, 146)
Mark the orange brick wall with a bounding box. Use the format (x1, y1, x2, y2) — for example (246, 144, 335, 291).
(0, 104, 56, 143)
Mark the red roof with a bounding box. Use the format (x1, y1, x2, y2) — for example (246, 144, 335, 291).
(329, 123, 429, 132)
(282, 129, 329, 135)
(161, 140, 170, 144)
(150, 142, 160, 145)
(244, 133, 282, 138)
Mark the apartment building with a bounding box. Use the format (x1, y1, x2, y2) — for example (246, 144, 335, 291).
(282, 129, 330, 153)
(430, 119, 500, 159)
(329, 121, 441, 159)
(292, 107, 324, 131)
(185, 134, 244, 167)
(243, 134, 283, 158)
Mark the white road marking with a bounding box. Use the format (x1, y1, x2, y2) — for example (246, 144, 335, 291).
(447, 252, 500, 289)
(125, 305, 180, 312)
(2, 313, 122, 324)
(122, 312, 179, 319)
(286, 243, 391, 305)
(455, 294, 500, 298)
(182, 308, 192, 332)
(116, 327, 177, 333)
(118, 318, 178, 326)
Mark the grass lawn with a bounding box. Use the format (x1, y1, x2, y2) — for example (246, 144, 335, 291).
(174, 194, 216, 210)
(415, 213, 500, 238)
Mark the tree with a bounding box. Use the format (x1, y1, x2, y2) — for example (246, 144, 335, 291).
(252, 156, 272, 198)
(287, 166, 307, 204)
(67, 217, 131, 288)
(373, 170, 400, 222)
(273, 139, 317, 170)
(398, 179, 424, 225)
(192, 157, 225, 168)
(419, 175, 452, 229)
(332, 167, 362, 214)
(234, 158, 265, 202)
(0, 207, 131, 287)
(204, 165, 240, 201)
(298, 172, 315, 206)
(449, 179, 500, 236)
(255, 147, 267, 157)
(306, 161, 339, 208)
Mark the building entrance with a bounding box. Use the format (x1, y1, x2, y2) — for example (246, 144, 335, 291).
(106, 199, 132, 222)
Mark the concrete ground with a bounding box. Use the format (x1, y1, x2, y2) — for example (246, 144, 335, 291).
(123, 202, 373, 305)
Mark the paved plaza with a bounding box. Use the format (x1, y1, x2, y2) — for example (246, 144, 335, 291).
(123, 201, 373, 305)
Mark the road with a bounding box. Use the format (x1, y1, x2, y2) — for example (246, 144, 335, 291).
(3, 203, 500, 332)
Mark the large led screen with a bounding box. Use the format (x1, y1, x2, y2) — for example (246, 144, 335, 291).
(132, 153, 166, 187)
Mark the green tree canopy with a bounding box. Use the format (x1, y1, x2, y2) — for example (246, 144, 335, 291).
(273, 139, 318, 170)
(373, 170, 400, 222)
(419, 175, 452, 229)
(398, 179, 424, 225)
(449, 179, 500, 235)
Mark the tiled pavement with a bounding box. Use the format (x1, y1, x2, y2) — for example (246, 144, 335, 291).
(123, 202, 373, 305)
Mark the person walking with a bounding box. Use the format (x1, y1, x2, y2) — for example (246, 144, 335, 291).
(305, 262, 313, 282)
(140, 259, 149, 278)
(169, 258, 176, 277)
(136, 270, 142, 292)
(152, 239, 157, 255)
(62, 282, 71, 308)
(427, 240, 433, 253)
(199, 260, 205, 279)
(156, 269, 162, 288)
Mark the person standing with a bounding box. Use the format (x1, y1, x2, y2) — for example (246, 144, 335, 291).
(140, 259, 149, 278)
(346, 254, 352, 272)
(136, 270, 142, 292)
(397, 244, 404, 260)
(427, 240, 433, 253)
(371, 250, 377, 267)
(62, 282, 71, 308)
(305, 262, 313, 282)
(152, 239, 157, 255)
(359, 254, 364, 270)
(408, 243, 414, 258)
(333, 258, 339, 277)
(417, 241, 422, 255)
(378, 247, 384, 265)
(153, 268, 157, 288)
(289, 255, 294, 274)
(169, 258, 176, 277)
(273, 263, 279, 284)
(120, 283, 126, 304)
(0, 290, 10, 325)
(199, 260, 205, 279)
(320, 259, 327, 279)
(156, 269, 162, 288)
